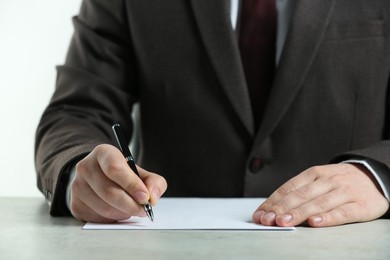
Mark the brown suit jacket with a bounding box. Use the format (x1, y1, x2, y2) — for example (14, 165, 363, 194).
(35, 0, 390, 216)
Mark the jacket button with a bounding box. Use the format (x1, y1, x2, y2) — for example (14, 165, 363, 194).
(249, 156, 263, 173)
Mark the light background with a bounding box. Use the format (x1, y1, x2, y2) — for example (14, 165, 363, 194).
(0, 0, 82, 197)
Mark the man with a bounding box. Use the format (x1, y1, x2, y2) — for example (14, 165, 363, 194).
(35, 0, 390, 227)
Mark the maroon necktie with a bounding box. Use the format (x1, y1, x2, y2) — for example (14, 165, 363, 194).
(239, 0, 277, 129)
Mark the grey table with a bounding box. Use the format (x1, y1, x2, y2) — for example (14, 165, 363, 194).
(1, 197, 389, 260)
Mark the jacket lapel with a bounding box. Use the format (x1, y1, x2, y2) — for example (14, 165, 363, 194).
(254, 0, 336, 147)
(190, 0, 255, 136)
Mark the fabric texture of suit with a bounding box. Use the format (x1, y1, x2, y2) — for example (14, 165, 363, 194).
(35, 0, 390, 216)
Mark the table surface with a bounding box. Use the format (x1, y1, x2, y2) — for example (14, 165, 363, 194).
(1, 197, 389, 260)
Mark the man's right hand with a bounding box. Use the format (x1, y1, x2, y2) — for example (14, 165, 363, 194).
(69, 144, 167, 223)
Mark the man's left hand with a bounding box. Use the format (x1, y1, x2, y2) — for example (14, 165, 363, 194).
(253, 163, 389, 227)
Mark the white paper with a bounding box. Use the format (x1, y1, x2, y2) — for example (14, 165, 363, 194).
(83, 198, 296, 231)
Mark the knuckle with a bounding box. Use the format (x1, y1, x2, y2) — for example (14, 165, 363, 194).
(69, 200, 83, 219)
(106, 160, 123, 175)
(105, 161, 127, 180)
(272, 202, 289, 214)
(308, 165, 323, 173)
(277, 183, 295, 197)
(100, 204, 117, 220)
(336, 207, 350, 220)
(305, 166, 323, 178)
(292, 207, 307, 218)
(103, 205, 133, 220)
(94, 144, 109, 154)
(259, 201, 272, 211)
(124, 180, 141, 193)
(70, 177, 82, 193)
(314, 196, 330, 211)
(102, 187, 120, 203)
(158, 175, 168, 191)
(144, 170, 168, 192)
(76, 159, 89, 175)
(294, 187, 309, 201)
(323, 208, 351, 226)
(304, 170, 316, 180)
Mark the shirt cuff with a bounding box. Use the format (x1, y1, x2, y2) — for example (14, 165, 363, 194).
(65, 165, 77, 211)
(343, 159, 390, 201)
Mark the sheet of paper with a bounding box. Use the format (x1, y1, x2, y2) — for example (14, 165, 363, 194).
(83, 198, 296, 231)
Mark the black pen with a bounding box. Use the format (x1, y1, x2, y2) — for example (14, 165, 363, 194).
(112, 123, 154, 222)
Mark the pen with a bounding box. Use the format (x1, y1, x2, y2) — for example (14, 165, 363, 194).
(112, 123, 154, 222)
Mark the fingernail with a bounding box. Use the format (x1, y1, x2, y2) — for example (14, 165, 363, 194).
(263, 212, 276, 224)
(135, 191, 149, 204)
(253, 210, 265, 222)
(281, 213, 293, 224)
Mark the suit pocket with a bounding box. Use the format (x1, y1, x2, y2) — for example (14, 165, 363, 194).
(325, 20, 384, 41)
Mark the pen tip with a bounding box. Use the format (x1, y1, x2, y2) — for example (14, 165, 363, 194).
(144, 203, 154, 222)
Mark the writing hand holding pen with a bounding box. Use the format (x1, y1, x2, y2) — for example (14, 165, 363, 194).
(112, 123, 155, 221)
(69, 140, 167, 223)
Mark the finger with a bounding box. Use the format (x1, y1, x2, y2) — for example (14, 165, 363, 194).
(253, 167, 321, 224)
(257, 167, 319, 213)
(307, 202, 363, 227)
(70, 195, 115, 223)
(71, 178, 139, 222)
(307, 194, 390, 228)
(81, 166, 146, 217)
(265, 178, 335, 225)
(138, 166, 168, 206)
(94, 145, 150, 204)
(274, 188, 348, 227)
(253, 178, 332, 225)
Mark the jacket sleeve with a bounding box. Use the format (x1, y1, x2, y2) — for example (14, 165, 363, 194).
(34, 0, 138, 216)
